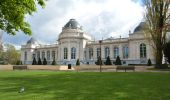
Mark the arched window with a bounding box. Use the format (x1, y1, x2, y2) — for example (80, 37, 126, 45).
(114, 47, 119, 58)
(97, 48, 101, 58)
(24, 51, 27, 60)
(140, 43, 146, 58)
(89, 48, 93, 59)
(42, 51, 45, 59)
(47, 51, 50, 60)
(71, 47, 76, 59)
(105, 47, 110, 58)
(64, 48, 68, 59)
(123, 46, 128, 59)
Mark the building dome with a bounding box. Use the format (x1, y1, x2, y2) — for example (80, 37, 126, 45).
(134, 22, 147, 33)
(63, 19, 82, 29)
(27, 37, 38, 44)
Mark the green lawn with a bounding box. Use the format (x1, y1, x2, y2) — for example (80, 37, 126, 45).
(0, 71, 170, 100)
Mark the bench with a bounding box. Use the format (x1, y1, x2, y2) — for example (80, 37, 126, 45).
(116, 66, 135, 72)
(13, 65, 27, 70)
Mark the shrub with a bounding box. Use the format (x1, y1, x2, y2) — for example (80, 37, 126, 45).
(16, 60, 22, 65)
(43, 58, 47, 65)
(147, 58, 152, 66)
(76, 59, 80, 66)
(115, 56, 121, 65)
(51, 59, 56, 65)
(96, 56, 102, 65)
(32, 57, 37, 65)
(38, 57, 42, 65)
(164, 41, 170, 63)
(105, 56, 112, 65)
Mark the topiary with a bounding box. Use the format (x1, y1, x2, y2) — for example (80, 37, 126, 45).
(43, 58, 47, 65)
(38, 57, 42, 65)
(32, 57, 37, 65)
(147, 58, 152, 66)
(76, 59, 80, 66)
(105, 56, 112, 65)
(51, 58, 56, 65)
(115, 56, 122, 65)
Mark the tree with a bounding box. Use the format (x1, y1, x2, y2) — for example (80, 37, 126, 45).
(43, 58, 47, 65)
(2, 44, 20, 64)
(76, 59, 80, 66)
(51, 58, 56, 65)
(0, 0, 45, 35)
(105, 56, 112, 65)
(115, 56, 121, 65)
(38, 57, 42, 65)
(164, 41, 170, 63)
(32, 57, 37, 65)
(147, 58, 152, 66)
(144, 0, 170, 68)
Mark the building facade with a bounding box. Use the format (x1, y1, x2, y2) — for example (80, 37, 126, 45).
(21, 19, 155, 65)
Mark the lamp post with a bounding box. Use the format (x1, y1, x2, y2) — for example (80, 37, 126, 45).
(99, 40, 102, 72)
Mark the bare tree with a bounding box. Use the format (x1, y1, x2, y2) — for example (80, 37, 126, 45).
(144, 0, 170, 68)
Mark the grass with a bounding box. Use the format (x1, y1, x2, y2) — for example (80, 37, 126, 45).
(0, 71, 170, 100)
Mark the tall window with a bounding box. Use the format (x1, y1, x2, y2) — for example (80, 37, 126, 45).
(37, 51, 40, 59)
(42, 51, 45, 59)
(97, 48, 101, 58)
(52, 51, 56, 59)
(105, 47, 110, 58)
(123, 46, 129, 59)
(114, 47, 119, 58)
(89, 48, 93, 59)
(71, 47, 76, 59)
(47, 51, 50, 60)
(64, 48, 68, 59)
(24, 51, 27, 60)
(140, 43, 146, 58)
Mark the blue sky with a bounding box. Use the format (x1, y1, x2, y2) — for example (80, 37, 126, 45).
(2, 0, 144, 49)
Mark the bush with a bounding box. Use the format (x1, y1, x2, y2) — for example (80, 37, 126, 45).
(43, 58, 47, 65)
(147, 58, 152, 66)
(96, 56, 102, 65)
(16, 60, 22, 65)
(164, 41, 170, 63)
(38, 57, 42, 65)
(51, 59, 56, 65)
(32, 57, 37, 65)
(105, 56, 112, 65)
(115, 56, 121, 65)
(76, 59, 80, 66)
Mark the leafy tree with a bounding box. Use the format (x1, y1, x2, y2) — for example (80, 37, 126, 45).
(43, 58, 47, 65)
(115, 56, 121, 65)
(144, 0, 170, 68)
(1, 44, 20, 64)
(105, 56, 112, 65)
(32, 57, 37, 65)
(164, 41, 170, 63)
(0, 0, 45, 35)
(51, 59, 56, 65)
(38, 57, 42, 65)
(76, 59, 80, 66)
(147, 58, 152, 66)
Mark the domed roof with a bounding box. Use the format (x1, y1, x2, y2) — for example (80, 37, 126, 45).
(27, 37, 38, 44)
(134, 22, 147, 33)
(63, 19, 81, 29)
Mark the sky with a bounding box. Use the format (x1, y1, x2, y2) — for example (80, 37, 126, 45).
(2, 0, 144, 49)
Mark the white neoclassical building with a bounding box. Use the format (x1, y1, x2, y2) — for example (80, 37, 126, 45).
(21, 19, 155, 65)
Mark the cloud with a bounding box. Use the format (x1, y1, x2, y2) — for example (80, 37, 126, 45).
(3, 0, 144, 48)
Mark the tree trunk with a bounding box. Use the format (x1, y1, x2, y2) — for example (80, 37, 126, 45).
(155, 47, 163, 68)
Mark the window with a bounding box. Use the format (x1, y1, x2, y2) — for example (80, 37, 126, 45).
(105, 47, 110, 58)
(97, 48, 101, 58)
(140, 43, 146, 58)
(47, 51, 50, 60)
(37, 51, 40, 59)
(89, 48, 93, 59)
(114, 47, 119, 58)
(71, 47, 76, 59)
(42, 51, 45, 59)
(52, 51, 56, 59)
(123, 46, 128, 59)
(64, 48, 68, 59)
(24, 51, 27, 60)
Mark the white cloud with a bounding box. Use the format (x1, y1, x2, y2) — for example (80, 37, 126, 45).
(3, 0, 144, 46)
